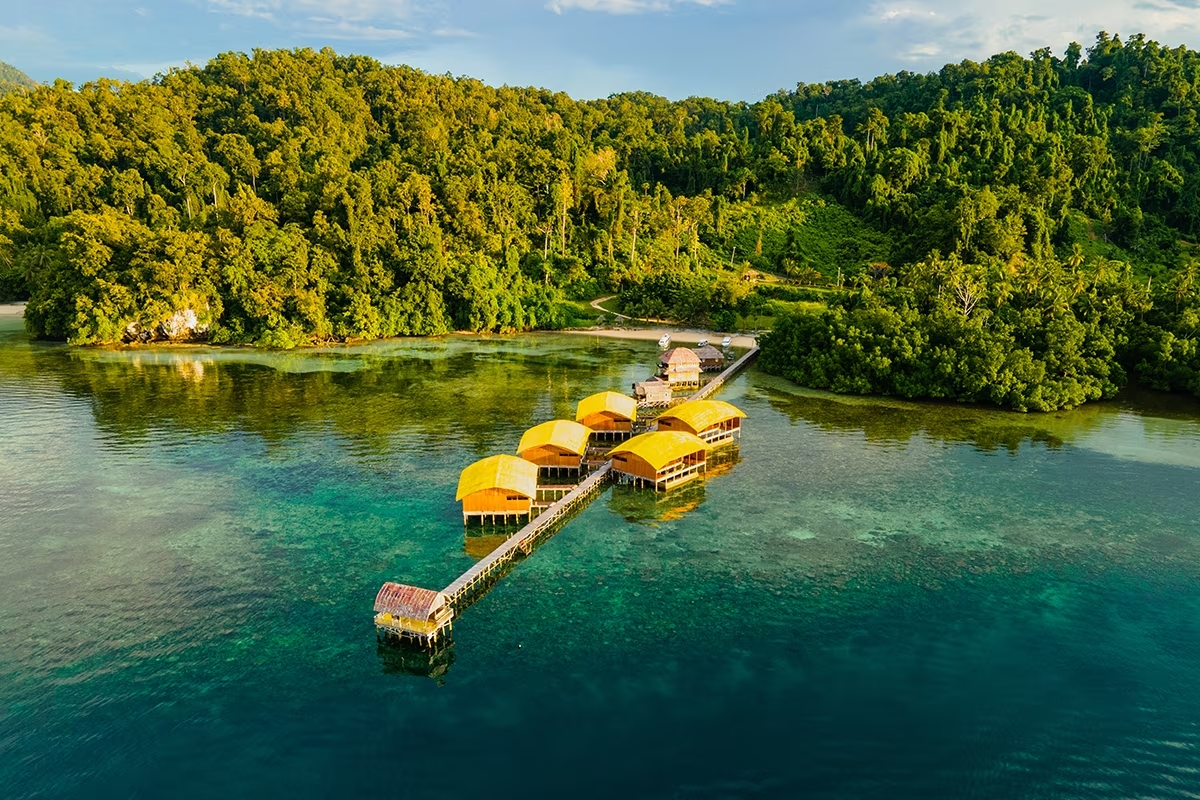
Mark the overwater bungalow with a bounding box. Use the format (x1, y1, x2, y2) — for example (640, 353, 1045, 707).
(658, 347, 701, 388)
(456, 454, 540, 524)
(633, 377, 673, 406)
(609, 430, 708, 490)
(517, 419, 592, 475)
(575, 391, 638, 441)
(695, 345, 725, 371)
(655, 399, 746, 449)
(374, 582, 454, 645)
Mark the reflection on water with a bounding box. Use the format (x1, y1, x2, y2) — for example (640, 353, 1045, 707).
(377, 641, 456, 682)
(2, 322, 1200, 799)
(607, 481, 709, 524)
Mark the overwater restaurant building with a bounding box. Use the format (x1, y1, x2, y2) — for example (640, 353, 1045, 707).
(658, 347, 702, 388)
(374, 582, 454, 644)
(609, 430, 708, 491)
(517, 419, 592, 473)
(456, 454, 540, 524)
(575, 391, 637, 439)
(655, 400, 746, 448)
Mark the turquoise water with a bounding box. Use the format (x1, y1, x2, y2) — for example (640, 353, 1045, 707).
(2, 313, 1200, 798)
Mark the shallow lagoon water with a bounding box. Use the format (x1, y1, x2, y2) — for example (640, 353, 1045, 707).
(2, 314, 1200, 798)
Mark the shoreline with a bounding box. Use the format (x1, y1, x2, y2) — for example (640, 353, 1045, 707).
(0, 302, 762, 350)
(559, 327, 759, 348)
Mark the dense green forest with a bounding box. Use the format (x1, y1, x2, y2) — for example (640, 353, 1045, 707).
(0, 34, 1197, 407)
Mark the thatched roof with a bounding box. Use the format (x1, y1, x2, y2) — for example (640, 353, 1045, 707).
(658, 347, 700, 366)
(610, 431, 707, 471)
(695, 345, 723, 362)
(657, 400, 746, 434)
(374, 582, 449, 621)
(517, 419, 591, 457)
(576, 391, 638, 423)
(456, 454, 539, 500)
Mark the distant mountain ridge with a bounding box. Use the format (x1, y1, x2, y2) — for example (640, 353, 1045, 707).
(0, 61, 37, 93)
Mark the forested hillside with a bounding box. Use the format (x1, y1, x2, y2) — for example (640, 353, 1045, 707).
(0, 61, 37, 94)
(0, 35, 1196, 406)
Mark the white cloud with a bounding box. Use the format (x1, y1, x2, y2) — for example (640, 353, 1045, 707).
(547, 0, 729, 15)
(203, 0, 421, 37)
(865, 0, 1200, 67)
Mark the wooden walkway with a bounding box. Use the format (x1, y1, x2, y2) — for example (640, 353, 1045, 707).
(689, 346, 759, 401)
(376, 343, 759, 647)
(442, 463, 611, 609)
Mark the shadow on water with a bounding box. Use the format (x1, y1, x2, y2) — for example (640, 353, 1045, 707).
(376, 640, 456, 683)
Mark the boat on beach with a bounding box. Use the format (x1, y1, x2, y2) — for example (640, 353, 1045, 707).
(721, 336, 732, 349)
(658, 333, 671, 348)
(697, 338, 709, 348)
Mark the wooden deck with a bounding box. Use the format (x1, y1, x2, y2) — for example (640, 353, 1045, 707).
(376, 345, 759, 647)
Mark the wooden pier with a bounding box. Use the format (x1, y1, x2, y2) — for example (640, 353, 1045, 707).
(376, 344, 759, 647)
(442, 464, 612, 609)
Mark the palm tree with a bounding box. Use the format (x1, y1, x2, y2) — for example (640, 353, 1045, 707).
(1066, 242, 1086, 270)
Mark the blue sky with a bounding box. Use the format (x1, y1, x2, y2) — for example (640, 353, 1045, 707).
(5, 0, 1200, 100)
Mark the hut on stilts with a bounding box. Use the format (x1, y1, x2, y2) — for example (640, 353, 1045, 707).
(655, 400, 746, 449)
(374, 582, 454, 645)
(456, 454, 540, 525)
(609, 430, 708, 490)
(517, 419, 592, 478)
(575, 391, 638, 442)
(658, 347, 702, 389)
(695, 345, 725, 372)
(633, 377, 673, 407)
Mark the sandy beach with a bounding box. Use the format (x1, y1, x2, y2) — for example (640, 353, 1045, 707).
(561, 327, 758, 349)
(0, 303, 25, 318)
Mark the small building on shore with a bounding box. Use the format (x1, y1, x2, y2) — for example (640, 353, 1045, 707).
(456, 454, 539, 524)
(633, 377, 673, 406)
(695, 345, 725, 372)
(374, 582, 454, 644)
(658, 347, 701, 388)
(576, 391, 637, 440)
(609, 430, 708, 491)
(517, 419, 592, 474)
(655, 399, 746, 448)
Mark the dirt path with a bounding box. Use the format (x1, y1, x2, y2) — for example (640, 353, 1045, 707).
(589, 296, 630, 321)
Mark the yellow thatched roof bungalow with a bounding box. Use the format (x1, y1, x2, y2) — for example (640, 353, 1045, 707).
(575, 391, 638, 436)
(517, 419, 592, 473)
(656, 400, 746, 449)
(456, 454, 540, 524)
(609, 430, 707, 491)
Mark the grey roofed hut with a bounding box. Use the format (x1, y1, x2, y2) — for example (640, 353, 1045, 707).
(695, 345, 724, 371)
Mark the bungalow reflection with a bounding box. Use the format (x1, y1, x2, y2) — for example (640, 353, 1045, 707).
(607, 480, 708, 524)
(376, 640, 456, 682)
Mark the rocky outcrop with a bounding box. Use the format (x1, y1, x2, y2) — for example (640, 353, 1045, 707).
(123, 309, 211, 343)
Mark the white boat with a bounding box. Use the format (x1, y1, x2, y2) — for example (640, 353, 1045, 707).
(658, 333, 671, 348)
(721, 336, 732, 349)
(697, 338, 709, 348)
